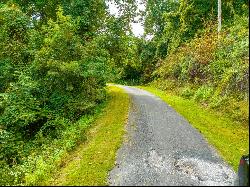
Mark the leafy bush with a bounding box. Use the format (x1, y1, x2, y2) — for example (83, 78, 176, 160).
(181, 86, 194, 99)
(0, 4, 31, 92)
(209, 95, 228, 109)
(0, 5, 110, 185)
(193, 85, 214, 102)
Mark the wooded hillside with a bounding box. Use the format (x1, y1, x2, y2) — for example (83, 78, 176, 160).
(0, 0, 248, 185)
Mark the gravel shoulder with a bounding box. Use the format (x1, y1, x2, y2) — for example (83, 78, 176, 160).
(108, 85, 236, 186)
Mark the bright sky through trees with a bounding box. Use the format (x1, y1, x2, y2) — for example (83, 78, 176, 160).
(107, 0, 145, 37)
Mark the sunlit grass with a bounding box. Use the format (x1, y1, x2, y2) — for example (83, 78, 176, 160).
(138, 86, 249, 171)
(43, 85, 130, 186)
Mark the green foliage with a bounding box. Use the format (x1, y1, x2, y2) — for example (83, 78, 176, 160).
(153, 15, 249, 124)
(0, 0, 249, 185)
(193, 85, 214, 102)
(0, 4, 111, 185)
(43, 86, 130, 186)
(0, 1, 140, 183)
(137, 39, 158, 83)
(180, 86, 194, 99)
(1, 7, 108, 135)
(0, 4, 31, 92)
(144, 0, 178, 38)
(101, 15, 142, 83)
(62, 0, 107, 39)
(0, 95, 107, 186)
(5, 0, 108, 35)
(141, 0, 249, 84)
(143, 0, 249, 64)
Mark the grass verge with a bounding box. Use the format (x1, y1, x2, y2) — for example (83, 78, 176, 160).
(42, 85, 129, 186)
(138, 86, 249, 171)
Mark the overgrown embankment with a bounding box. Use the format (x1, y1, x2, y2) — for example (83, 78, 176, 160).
(0, 85, 129, 186)
(1, 97, 107, 186)
(45, 85, 129, 186)
(152, 17, 249, 127)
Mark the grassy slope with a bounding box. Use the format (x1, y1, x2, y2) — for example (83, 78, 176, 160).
(43, 85, 129, 186)
(138, 86, 249, 171)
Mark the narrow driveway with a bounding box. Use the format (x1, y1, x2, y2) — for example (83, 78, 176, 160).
(108, 86, 236, 186)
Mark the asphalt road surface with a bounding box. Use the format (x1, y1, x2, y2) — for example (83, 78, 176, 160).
(108, 86, 236, 186)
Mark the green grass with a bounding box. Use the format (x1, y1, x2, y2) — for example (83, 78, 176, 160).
(138, 86, 249, 171)
(42, 85, 130, 186)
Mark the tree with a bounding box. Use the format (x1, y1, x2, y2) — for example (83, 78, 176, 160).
(0, 4, 31, 92)
(218, 0, 221, 32)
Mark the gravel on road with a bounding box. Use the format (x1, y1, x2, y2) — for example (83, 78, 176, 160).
(108, 85, 236, 186)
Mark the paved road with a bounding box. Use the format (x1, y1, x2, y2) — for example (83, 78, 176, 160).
(108, 86, 236, 186)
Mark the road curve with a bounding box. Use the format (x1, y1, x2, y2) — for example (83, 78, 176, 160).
(108, 85, 236, 186)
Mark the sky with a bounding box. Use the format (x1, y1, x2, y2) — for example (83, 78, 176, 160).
(107, 0, 145, 37)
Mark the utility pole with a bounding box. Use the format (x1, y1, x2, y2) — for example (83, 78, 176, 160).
(218, 0, 221, 33)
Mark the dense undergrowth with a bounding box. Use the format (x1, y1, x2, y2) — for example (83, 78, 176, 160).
(152, 16, 249, 126)
(0, 85, 129, 186)
(0, 3, 110, 185)
(0, 93, 108, 185)
(45, 85, 129, 186)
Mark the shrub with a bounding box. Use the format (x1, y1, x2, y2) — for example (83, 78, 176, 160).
(193, 85, 214, 102)
(180, 86, 194, 99)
